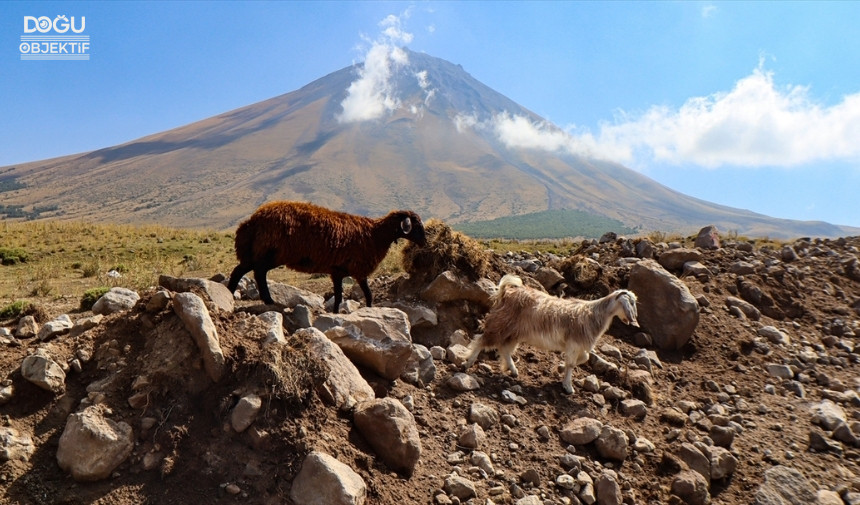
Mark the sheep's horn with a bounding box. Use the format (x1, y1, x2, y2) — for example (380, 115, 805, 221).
(401, 216, 412, 234)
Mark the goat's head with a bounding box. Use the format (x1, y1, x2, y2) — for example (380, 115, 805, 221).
(395, 211, 427, 246)
(613, 290, 639, 327)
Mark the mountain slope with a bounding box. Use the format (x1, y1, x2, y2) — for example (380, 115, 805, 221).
(1, 50, 855, 239)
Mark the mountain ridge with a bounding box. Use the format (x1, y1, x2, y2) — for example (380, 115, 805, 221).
(1, 49, 856, 239)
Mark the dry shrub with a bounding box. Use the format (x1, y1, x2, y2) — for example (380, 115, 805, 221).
(259, 335, 326, 405)
(401, 219, 495, 282)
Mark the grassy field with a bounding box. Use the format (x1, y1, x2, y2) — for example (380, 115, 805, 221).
(1, 219, 757, 317)
(0, 220, 434, 314)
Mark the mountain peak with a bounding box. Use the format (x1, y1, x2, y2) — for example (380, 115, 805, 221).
(1, 52, 855, 239)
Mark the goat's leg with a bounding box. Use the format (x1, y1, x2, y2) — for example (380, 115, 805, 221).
(463, 336, 484, 369)
(227, 263, 252, 294)
(357, 278, 373, 307)
(499, 342, 519, 377)
(562, 351, 577, 394)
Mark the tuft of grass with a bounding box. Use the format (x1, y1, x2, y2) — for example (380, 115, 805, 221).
(401, 218, 495, 282)
(80, 287, 111, 311)
(0, 247, 28, 265)
(0, 300, 31, 320)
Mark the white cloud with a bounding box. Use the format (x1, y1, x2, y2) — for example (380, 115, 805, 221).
(582, 66, 860, 168)
(455, 65, 860, 170)
(338, 10, 437, 124)
(702, 4, 718, 18)
(337, 43, 408, 123)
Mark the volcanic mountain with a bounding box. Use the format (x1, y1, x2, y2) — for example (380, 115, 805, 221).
(1, 49, 855, 239)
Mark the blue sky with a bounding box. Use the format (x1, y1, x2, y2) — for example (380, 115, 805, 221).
(2, 1, 858, 228)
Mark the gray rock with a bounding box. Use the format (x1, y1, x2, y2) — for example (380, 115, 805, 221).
(69, 314, 104, 338)
(323, 326, 413, 380)
(268, 282, 325, 310)
(446, 343, 473, 366)
(400, 344, 436, 386)
(758, 326, 791, 345)
(315, 307, 411, 344)
(446, 373, 481, 391)
(729, 261, 757, 276)
(457, 423, 486, 450)
(694, 225, 721, 250)
(230, 393, 262, 433)
(21, 349, 66, 393)
(56, 406, 134, 482)
(726, 296, 761, 321)
(658, 248, 703, 271)
(677, 443, 710, 483)
(173, 292, 225, 382)
(594, 425, 628, 461)
(14, 315, 38, 339)
(421, 271, 494, 308)
(385, 302, 438, 329)
(672, 470, 710, 505)
(765, 364, 794, 380)
(596, 472, 622, 505)
(0, 426, 35, 462)
(145, 290, 172, 313)
(754, 466, 817, 505)
(811, 400, 846, 430)
(708, 446, 738, 480)
(290, 451, 367, 505)
(469, 402, 500, 429)
(535, 267, 565, 291)
(302, 328, 375, 410)
(628, 260, 699, 350)
(258, 311, 285, 345)
(37, 314, 73, 341)
(443, 473, 477, 501)
(159, 275, 234, 313)
(92, 287, 140, 315)
(354, 398, 422, 475)
(620, 399, 647, 419)
(560, 417, 604, 445)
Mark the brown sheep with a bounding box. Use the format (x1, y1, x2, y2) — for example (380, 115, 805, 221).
(227, 201, 427, 310)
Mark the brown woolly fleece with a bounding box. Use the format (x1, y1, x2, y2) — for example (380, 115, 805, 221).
(228, 201, 426, 308)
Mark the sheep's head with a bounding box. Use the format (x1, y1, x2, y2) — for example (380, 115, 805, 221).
(397, 211, 427, 246)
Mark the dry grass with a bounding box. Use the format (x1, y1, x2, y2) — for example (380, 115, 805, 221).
(401, 218, 495, 282)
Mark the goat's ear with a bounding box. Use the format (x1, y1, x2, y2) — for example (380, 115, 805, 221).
(401, 216, 412, 235)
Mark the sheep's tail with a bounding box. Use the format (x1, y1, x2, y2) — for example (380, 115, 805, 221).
(234, 218, 256, 263)
(494, 274, 524, 304)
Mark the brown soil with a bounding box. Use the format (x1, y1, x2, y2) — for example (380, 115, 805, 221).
(1, 236, 859, 504)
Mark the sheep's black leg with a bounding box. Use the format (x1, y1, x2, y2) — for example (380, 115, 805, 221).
(227, 263, 252, 294)
(358, 278, 373, 307)
(254, 268, 274, 305)
(331, 274, 344, 313)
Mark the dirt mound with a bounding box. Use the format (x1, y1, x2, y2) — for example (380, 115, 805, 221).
(1, 234, 859, 505)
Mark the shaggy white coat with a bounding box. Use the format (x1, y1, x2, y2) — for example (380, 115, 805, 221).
(464, 274, 639, 393)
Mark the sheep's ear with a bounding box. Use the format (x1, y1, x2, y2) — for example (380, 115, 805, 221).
(401, 216, 412, 235)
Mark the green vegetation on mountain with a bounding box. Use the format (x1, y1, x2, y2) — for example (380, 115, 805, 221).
(453, 209, 637, 239)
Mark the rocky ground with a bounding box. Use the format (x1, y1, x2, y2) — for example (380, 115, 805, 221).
(1, 227, 860, 505)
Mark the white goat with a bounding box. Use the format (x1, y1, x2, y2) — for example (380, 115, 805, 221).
(463, 274, 639, 393)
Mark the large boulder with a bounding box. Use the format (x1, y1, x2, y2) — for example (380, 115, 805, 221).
(323, 326, 414, 380)
(56, 406, 134, 482)
(628, 260, 699, 350)
(353, 398, 422, 475)
(421, 271, 495, 308)
(314, 307, 412, 343)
